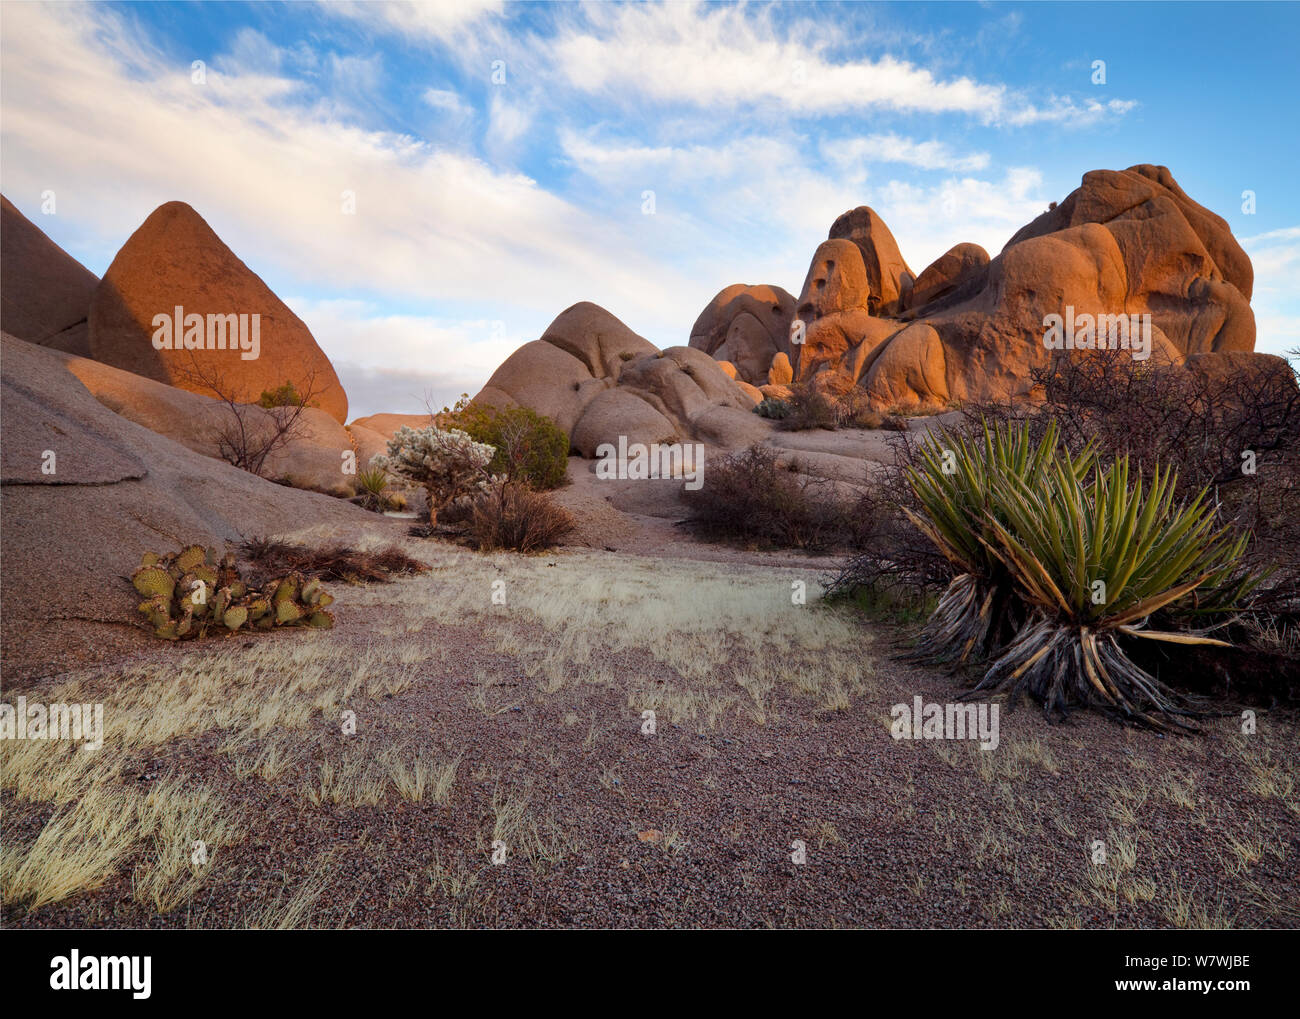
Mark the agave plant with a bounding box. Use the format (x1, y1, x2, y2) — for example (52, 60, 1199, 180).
(972, 452, 1256, 730)
(903, 419, 1095, 665)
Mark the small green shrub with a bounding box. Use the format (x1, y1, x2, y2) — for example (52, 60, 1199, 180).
(453, 403, 569, 490)
(257, 381, 307, 408)
(754, 398, 790, 420)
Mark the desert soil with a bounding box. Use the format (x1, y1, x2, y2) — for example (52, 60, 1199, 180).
(3, 499, 1297, 929)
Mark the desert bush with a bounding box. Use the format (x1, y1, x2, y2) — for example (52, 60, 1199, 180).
(754, 397, 790, 420)
(354, 465, 407, 513)
(453, 403, 569, 490)
(684, 444, 871, 551)
(470, 480, 575, 552)
(835, 387, 883, 430)
(371, 425, 496, 526)
(778, 383, 840, 431)
(179, 361, 324, 477)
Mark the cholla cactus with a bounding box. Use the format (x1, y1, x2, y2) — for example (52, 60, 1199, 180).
(371, 425, 496, 526)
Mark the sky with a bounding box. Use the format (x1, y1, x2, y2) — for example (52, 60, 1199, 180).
(2, 0, 1297, 419)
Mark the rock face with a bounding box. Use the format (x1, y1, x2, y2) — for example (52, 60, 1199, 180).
(475, 302, 767, 457)
(687, 164, 1266, 413)
(0, 195, 99, 356)
(87, 202, 349, 422)
(827, 206, 914, 316)
(688, 284, 796, 385)
(0, 332, 375, 680)
(906, 243, 989, 312)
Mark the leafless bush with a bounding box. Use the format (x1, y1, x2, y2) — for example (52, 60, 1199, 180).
(777, 383, 840, 431)
(684, 445, 878, 551)
(178, 357, 323, 477)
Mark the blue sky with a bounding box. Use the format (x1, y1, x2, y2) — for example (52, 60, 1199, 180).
(2, 1, 1296, 419)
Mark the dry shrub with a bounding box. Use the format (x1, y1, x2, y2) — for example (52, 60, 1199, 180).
(777, 383, 840, 431)
(684, 445, 877, 551)
(1012, 350, 1300, 616)
(823, 431, 952, 600)
(470, 481, 575, 552)
(239, 538, 429, 584)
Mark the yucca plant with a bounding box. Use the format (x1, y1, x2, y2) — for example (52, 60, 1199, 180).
(355, 465, 390, 512)
(903, 419, 1095, 664)
(972, 452, 1257, 730)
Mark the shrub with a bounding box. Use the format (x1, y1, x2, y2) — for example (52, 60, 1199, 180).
(835, 387, 883, 430)
(179, 361, 324, 477)
(684, 444, 867, 551)
(754, 397, 790, 420)
(370, 425, 496, 526)
(355, 465, 407, 512)
(470, 481, 575, 552)
(258, 380, 307, 408)
(778, 383, 840, 431)
(451, 403, 569, 490)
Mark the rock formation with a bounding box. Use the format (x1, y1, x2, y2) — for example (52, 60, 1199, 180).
(87, 201, 349, 422)
(688, 284, 796, 386)
(687, 164, 1268, 413)
(0, 196, 99, 356)
(474, 302, 767, 456)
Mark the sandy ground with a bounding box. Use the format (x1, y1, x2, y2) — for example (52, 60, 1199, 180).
(3, 529, 1297, 929)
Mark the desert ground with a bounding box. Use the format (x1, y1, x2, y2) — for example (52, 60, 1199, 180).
(3, 457, 1297, 928)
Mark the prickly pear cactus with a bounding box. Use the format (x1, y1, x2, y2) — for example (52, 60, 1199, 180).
(131, 545, 335, 640)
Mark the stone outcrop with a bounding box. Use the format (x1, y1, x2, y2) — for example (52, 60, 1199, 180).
(87, 201, 349, 422)
(0, 195, 99, 356)
(475, 302, 766, 457)
(687, 164, 1268, 413)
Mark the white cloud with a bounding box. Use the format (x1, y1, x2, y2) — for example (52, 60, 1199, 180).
(485, 93, 531, 147)
(883, 169, 1047, 265)
(284, 297, 527, 418)
(822, 133, 990, 173)
(550, 3, 1133, 127)
(1241, 226, 1300, 358)
(325, 0, 503, 43)
(422, 87, 474, 121)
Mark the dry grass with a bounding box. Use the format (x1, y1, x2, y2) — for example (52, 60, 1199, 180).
(347, 548, 879, 732)
(4, 540, 1297, 928)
